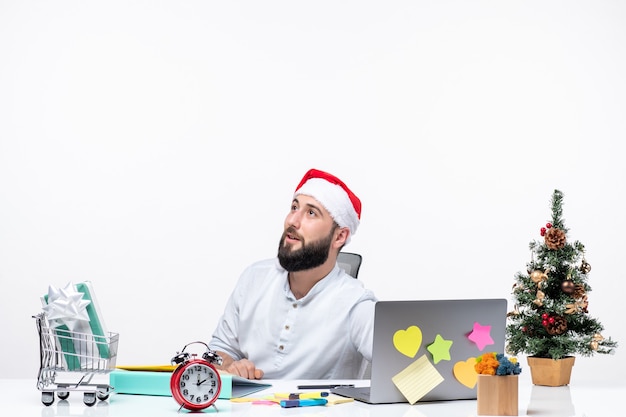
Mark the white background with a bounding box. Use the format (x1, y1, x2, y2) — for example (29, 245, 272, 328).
(1, 1, 623, 383)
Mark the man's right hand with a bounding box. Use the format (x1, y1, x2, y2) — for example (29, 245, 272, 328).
(225, 358, 264, 380)
(215, 351, 264, 380)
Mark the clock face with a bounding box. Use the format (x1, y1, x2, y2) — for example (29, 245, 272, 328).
(171, 360, 221, 410)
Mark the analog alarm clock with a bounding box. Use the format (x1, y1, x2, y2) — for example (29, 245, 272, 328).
(170, 341, 223, 411)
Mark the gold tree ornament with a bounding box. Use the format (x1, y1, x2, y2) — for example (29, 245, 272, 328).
(544, 227, 566, 250)
(565, 298, 588, 314)
(591, 334, 604, 350)
(530, 269, 549, 288)
(506, 304, 521, 317)
(561, 279, 576, 295)
(564, 303, 577, 314)
(580, 258, 592, 274)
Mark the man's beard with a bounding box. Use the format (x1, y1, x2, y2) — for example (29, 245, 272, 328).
(277, 226, 335, 272)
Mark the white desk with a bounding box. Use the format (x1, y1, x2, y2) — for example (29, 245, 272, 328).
(0, 373, 622, 417)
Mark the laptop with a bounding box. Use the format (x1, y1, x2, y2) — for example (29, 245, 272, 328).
(332, 298, 507, 404)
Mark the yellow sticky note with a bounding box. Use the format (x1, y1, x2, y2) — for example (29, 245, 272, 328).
(391, 355, 444, 404)
(325, 394, 355, 405)
(393, 325, 423, 358)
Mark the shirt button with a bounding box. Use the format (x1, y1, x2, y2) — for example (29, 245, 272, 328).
(285, 325, 290, 330)
(292, 303, 298, 308)
(278, 345, 284, 351)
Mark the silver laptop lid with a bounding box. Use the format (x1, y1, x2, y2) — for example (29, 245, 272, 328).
(369, 298, 507, 404)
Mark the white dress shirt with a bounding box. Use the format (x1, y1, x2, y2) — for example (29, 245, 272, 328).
(209, 258, 377, 379)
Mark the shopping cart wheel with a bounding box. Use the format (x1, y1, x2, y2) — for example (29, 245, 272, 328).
(83, 392, 97, 407)
(41, 391, 55, 406)
(57, 391, 70, 400)
(96, 384, 110, 401)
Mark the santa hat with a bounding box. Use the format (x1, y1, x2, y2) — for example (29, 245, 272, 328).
(294, 168, 361, 243)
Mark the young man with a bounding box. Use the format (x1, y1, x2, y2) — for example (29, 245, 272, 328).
(209, 168, 377, 379)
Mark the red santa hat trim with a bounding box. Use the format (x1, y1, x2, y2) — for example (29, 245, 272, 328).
(294, 168, 361, 243)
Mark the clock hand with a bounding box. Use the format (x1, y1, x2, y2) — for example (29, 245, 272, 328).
(197, 378, 209, 386)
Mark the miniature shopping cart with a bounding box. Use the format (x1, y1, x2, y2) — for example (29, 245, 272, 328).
(34, 313, 119, 406)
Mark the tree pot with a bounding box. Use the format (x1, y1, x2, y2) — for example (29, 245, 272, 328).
(526, 356, 575, 386)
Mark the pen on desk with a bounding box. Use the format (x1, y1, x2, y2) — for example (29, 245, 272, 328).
(290, 391, 329, 399)
(274, 391, 329, 399)
(297, 384, 355, 389)
(279, 398, 328, 408)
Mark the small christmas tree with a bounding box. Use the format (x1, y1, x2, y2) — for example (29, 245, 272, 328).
(506, 189, 617, 359)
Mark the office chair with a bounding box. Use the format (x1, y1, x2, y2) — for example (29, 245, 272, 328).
(337, 251, 369, 378)
(337, 252, 372, 379)
(337, 252, 362, 279)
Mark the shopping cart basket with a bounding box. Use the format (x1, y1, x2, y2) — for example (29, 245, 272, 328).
(34, 313, 119, 406)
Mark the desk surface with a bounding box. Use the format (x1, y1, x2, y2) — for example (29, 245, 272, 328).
(0, 373, 621, 417)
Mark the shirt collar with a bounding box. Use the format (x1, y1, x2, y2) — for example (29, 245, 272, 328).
(282, 264, 342, 302)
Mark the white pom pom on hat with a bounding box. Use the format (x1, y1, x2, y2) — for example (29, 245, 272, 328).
(294, 168, 361, 244)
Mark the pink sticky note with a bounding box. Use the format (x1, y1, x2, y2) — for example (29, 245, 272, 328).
(467, 322, 494, 351)
(252, 400, 278, 405)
